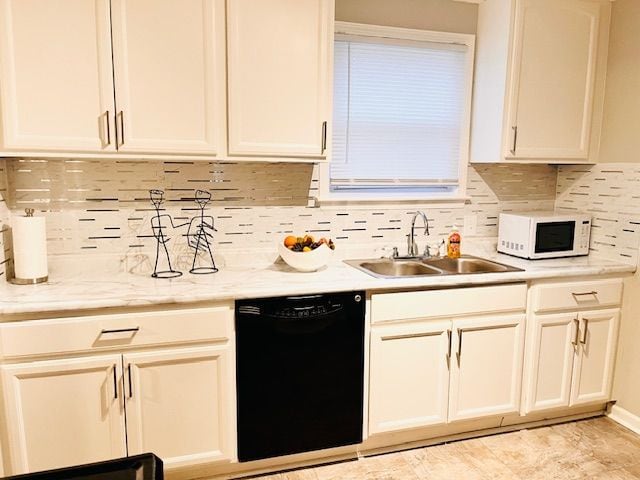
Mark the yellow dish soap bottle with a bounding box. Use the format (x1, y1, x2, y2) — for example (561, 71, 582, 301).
(447, 228, 461, 259)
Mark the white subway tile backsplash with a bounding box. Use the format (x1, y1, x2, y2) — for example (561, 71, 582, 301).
(1, 158, 557, 276)
(556, 164, 640, 265)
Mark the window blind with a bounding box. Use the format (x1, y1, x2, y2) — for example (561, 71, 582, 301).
(331, 37, 469, 191)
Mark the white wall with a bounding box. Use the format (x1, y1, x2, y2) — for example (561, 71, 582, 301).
(335, 0, 478, 34)
(599, 0, 640, 164)
(601, 0, 640, 420)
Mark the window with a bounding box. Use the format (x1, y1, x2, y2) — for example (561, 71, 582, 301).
(322, 23, 475, 201)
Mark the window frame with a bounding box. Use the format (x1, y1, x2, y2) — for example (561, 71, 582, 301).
(319, 22, 476, 204)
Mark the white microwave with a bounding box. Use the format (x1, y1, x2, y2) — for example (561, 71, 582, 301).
(498, 212, 591, 259)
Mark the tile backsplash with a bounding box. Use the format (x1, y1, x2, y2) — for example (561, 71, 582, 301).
(0, 159, 558, 277)
(0, 159, 10, 280)
(556, 163, 640, 265)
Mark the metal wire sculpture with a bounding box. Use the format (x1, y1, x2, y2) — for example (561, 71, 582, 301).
(186, 189, 218, 274)
(149, 189, 185, 278)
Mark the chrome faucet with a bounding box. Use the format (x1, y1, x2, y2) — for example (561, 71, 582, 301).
(407, 211, 430, 257)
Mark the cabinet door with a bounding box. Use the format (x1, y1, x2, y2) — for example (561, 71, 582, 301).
(524, 313, 578, 414)
(123, 345, 234, 469)
(227, 0, 332, 157)
(507, 0, 601, 159)
(449, 314, 525, 422)
(0, 355, 125, 475)
(570, 309, 620, 406)
(368, 320, 451, 435)
(0, 0, 115, 152)
(110, 0, 225, 155)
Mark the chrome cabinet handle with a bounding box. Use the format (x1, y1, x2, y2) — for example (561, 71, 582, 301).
(112, 364, 118, 400)
(321, 121, 327, 154)
(100, 327, 140, 335)
(572, 318, 580, 346)
(117, 111, 125, 147)
(447, 329, 452, 359)
(510, 126, 518, 154)
(581, 318, 589, 345)
(127, 363, 133, 398)
(381, 331, 438, 341)
(101, 111, 111, 147)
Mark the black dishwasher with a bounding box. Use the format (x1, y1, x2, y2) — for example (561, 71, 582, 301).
(235, 291, 365, 462)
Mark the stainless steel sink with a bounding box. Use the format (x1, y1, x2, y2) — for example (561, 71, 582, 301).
(345, 255, 523, 279)
(424, 256, 519, 274)
(357, 259, 443, 278)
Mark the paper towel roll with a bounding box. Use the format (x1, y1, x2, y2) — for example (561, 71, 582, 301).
(12, 212, 48, 282)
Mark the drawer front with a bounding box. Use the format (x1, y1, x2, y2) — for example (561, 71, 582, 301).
(371, 284, 527, 323)
(0, 304, 233, 359)
(531, 279, 623, 314)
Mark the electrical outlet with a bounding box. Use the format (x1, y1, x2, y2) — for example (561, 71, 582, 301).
(464, 215, 477, 236)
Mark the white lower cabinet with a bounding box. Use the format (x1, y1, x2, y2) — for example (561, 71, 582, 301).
(368, 285, 528, 435)
(570, 309, 620, 406)
(368, 321, 451, 434)
(525, 307, 620, 414)
(1, 355, 127, 474)
(123, 345, 234, 469)
(1, 346, 234, 475)
(524, 312, 577, 412)
(0, 304, 236, 476)
(448, 314, 525, 422)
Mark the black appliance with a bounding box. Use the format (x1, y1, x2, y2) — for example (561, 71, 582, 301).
(1, 453, 163, 480)
(235, 291, 365, 462)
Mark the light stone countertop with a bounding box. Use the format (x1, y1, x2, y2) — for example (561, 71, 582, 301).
(0, 242, 635, 317)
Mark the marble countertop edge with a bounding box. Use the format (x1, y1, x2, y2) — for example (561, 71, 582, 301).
(0, 253, 635, 317)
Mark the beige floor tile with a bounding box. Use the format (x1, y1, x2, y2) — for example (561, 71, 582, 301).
(554, 418, 640, 469)
(280, 468, 320, 480)
(313, 458, 369, 480)
(622, 464, 640, 478)
(359, 451, 420, 480)
(249, 418, 640, 480)
(587, 468, 640, 480)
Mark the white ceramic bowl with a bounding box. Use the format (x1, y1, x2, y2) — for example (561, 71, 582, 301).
(278, 242, 333, 272)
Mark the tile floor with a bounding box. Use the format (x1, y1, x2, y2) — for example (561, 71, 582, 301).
(249, 417, 640, 480)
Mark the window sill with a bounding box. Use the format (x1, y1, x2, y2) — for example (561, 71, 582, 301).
(314, 195, 470, 209)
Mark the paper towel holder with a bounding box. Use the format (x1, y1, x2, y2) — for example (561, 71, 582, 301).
(9, 208, 48, 285)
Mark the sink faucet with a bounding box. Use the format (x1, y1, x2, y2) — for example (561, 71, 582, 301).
(407, 211, 430, 257)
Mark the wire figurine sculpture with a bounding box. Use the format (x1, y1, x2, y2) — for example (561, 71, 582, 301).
(186, 189, 218, 274)
(149, 189, 185, 278)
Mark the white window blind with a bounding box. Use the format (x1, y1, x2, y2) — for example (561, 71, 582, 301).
(331, 36, 469, 193)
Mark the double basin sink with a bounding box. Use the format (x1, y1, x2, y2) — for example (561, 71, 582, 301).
(345, 255, 523, 279)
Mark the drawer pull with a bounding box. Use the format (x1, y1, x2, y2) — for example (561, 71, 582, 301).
(572, 291, 598, 298)
(572, 318, 580, 346)
(381, 332, 438, 341)
(100, 327, 140, 335)
(581, 318, 589, 345)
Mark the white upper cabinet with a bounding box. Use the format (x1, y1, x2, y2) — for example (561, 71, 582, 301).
(110, 0, 226, 155)
(470, 0, 611, 163)
(226, 0, 332, 158)
(0, 0, 116, 153)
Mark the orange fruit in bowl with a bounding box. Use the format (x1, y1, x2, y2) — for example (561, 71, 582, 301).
(283, 235, 297, 247)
